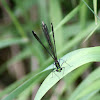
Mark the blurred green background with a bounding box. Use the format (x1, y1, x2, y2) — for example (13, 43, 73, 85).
(0, 0, 100, 100)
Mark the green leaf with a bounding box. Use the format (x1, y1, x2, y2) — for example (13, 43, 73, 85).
(54, 5, 80, 32)
(90, 93, 100, 100)
(58, 21, 100, 54)
(68, 67, 100, 100)
(68, 68, 100, 100)
(81, 90, 99, 100)
(34, 46, 100, 100)
(1, 0, 26, 38)
(49, 0, 63, 49)
(38, 0, 49, 25)
(93, 0, 97, 24)
(0, 38, 28, 49)
(2, 46, 100, 100)
(76, 79, 100, 100)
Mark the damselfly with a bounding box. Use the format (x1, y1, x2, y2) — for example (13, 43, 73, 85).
(32, 22, 63, 72)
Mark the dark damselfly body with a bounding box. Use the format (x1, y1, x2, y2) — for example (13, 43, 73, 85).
(32, 22, 62, 72)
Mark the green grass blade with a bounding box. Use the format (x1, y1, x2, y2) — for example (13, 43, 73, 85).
(68, 67, 100, 100)
(76, 79, 100, 100)
(90, 93, 100, 100)
(58, 21, 100, 55)
(2, 46, 100, 100)
(38, 0, 49, 24)
(1, 0, 26, 38)
(93, 0, 97, 24)
(80, 0, 88, 29)
(51, 5, 80, 33)
(1, 70, 50, 100)
(0, 38, 28, 49)
(34, 46, 100, 100)
(83, 23, 99, 42)
(49, 0, 63, 49)
(82, 0, 100, 21)
(81, 90, 99, 100)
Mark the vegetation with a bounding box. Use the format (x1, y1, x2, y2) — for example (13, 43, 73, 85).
(0, 0, 100, 100)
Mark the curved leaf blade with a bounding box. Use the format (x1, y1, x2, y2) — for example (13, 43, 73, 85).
(35, 46, 100, 100)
